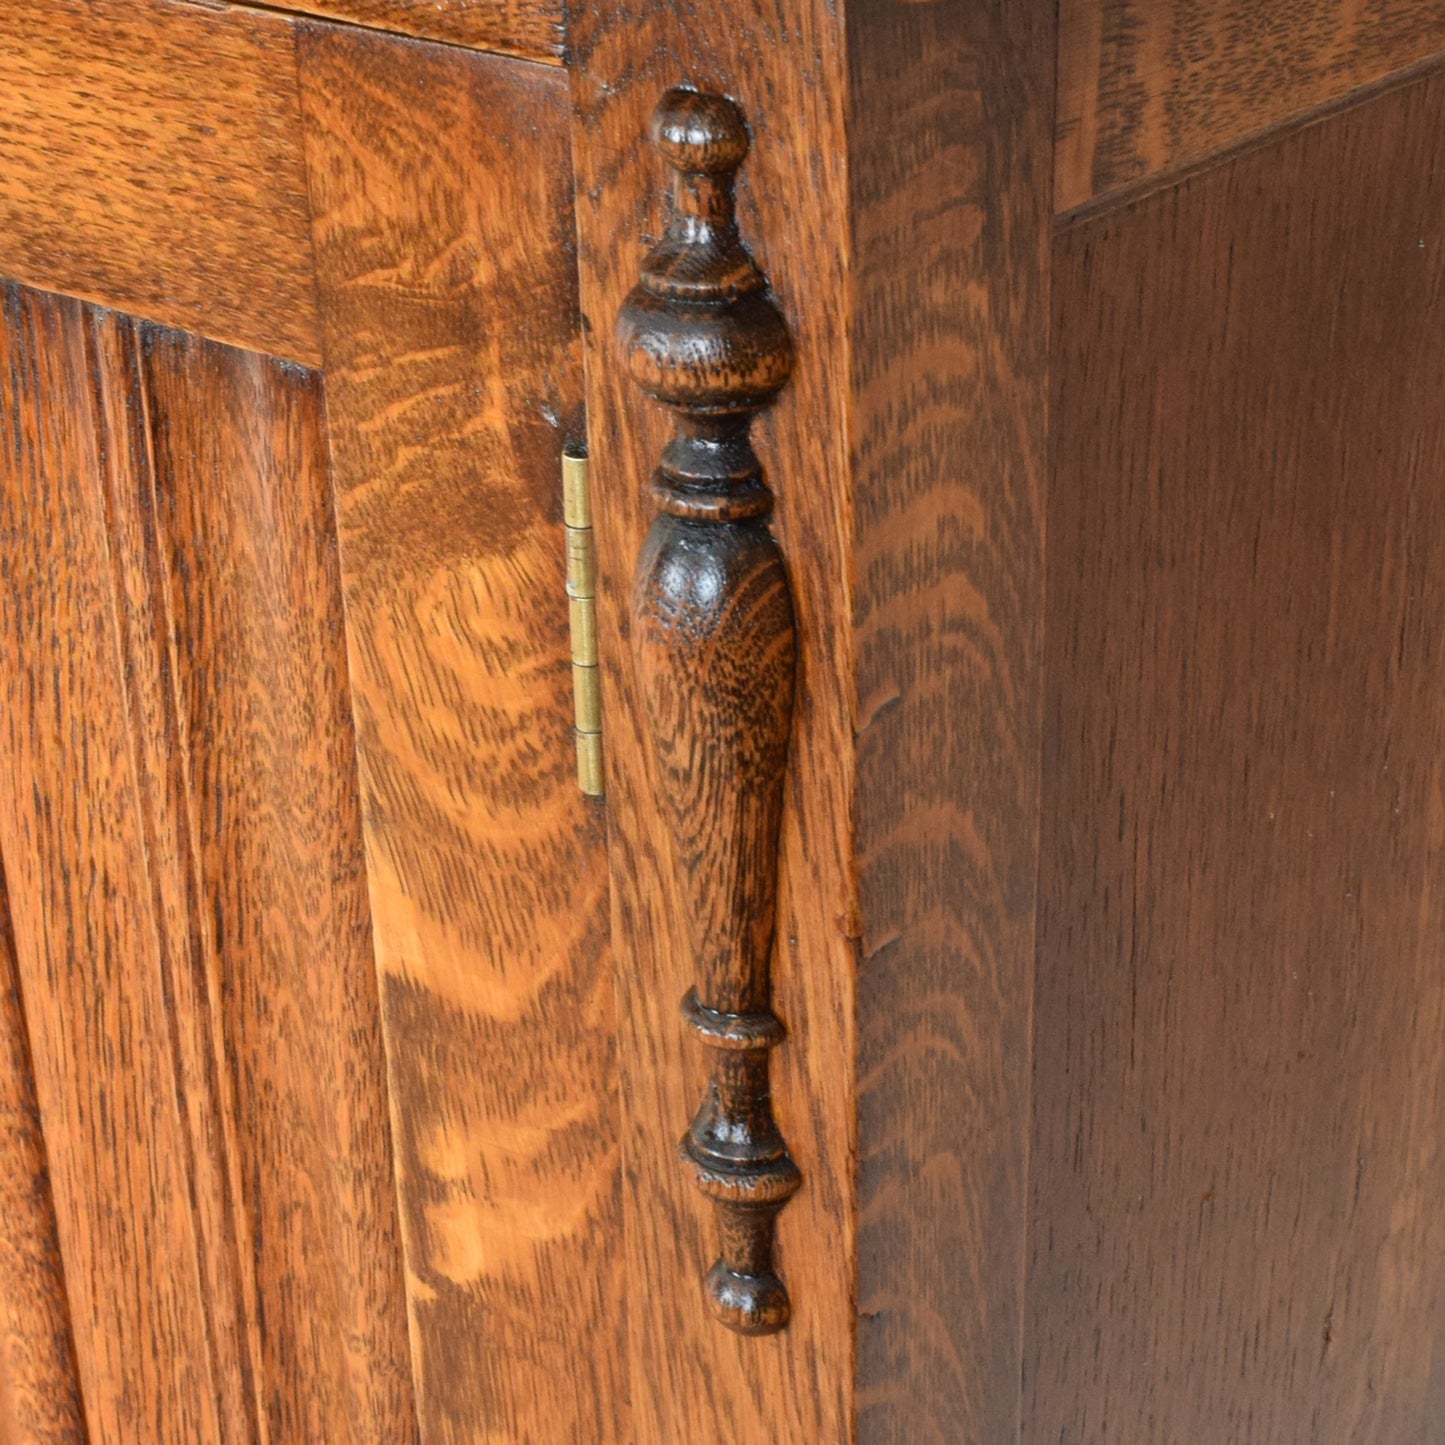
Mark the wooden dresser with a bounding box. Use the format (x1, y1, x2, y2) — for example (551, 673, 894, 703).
(1, 2, 1442, 1441)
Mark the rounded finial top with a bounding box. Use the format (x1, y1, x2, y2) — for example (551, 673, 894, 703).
(651, 89, 749, 175)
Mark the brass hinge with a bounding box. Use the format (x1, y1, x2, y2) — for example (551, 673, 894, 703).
(563, 444, 604, 796)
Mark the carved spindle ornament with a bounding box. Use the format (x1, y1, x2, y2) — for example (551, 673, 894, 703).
(616, 88, 801, 1335)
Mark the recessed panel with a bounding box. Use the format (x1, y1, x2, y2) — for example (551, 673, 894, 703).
(1031, 70, 1445, 1442)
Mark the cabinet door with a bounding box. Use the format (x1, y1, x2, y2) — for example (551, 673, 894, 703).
(0, 4, 617, 1441)
(1030, 13, 1445, 1442)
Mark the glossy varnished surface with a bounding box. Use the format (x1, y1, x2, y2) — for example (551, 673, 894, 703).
(0, 0, 320, 363)
(1031, 70, 1445, 1442)
(12, 0, 1445, 1434)
(1057, 0, 1445, 211)
(0, 291, 249, 1443)
(0, 284, 417, 1444)
(299, 28, 620, 1443)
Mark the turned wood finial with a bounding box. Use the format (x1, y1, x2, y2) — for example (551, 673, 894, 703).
(619, 89, 793, 519)
(617, 87, 802, 1336)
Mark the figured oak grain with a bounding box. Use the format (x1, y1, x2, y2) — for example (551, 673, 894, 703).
(847, 3, 1053, 1441)
(0, 283, 418, 1444)
(248, 0, 561, 62)
(299, 28, 621, 1443)
(0, 0, 320, 363)
(1057, 0, 1445, 211)
(572, 0, 1056, 1434)
(569, 0, 858, 1437)
(0, 853, 87, 1444)
(140, 331, 419, 1445)
(0, 287, 238, 1445)
(1031, 69, 1445, 1444)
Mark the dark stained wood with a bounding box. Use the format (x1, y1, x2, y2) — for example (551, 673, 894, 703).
(139, 331, 419, 1445)
(846, 2, 1054, 1440)
(0, 282, 418, 1444)
(1030, 69, 1445, 1443)
(298, 28, 621, 1442)
(249, 0, 562, 62)
(0, 854, 88, 1444)
(568, 0, 858, 1436)
(0, 0, 320, 364)
(1057, 0, 1445, 211)
(619, 88, 802, 1338)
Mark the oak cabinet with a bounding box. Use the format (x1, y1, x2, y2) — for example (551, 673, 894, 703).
(0, 2, 1442, 1442)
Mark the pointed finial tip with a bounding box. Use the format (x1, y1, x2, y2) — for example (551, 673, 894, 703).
(651, 88, 749, 175)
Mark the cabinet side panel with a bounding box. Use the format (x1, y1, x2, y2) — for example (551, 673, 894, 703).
(0, 851, 87, 1443)
(567, 2, 858, 1439)
(298, 29, 623, 1444)
(1030, 71, 1445, 1443)
(139, 333, 419, 1445)
(848, 2, 1053, 1442)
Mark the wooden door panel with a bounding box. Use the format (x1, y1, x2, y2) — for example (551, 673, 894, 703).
(1029, 69, 1445, 1443)
(140, 328, 419, 1443)
(0, 0, 615, 1429)
(0, 287, 236, 1443)
(11, 0, 1445, 1437)
(1057, 0, 1445, 212)
(0, 851, 86, 1442)
(298, 27, 619, 1443)
(0, 283, 417, 1444)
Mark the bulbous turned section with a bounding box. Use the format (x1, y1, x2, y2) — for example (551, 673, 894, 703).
(618, 88, 802, 1336)
(619, 287, 793, 416)
(617, 88, 794, 424)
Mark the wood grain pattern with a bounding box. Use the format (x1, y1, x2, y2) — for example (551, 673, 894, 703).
(0, 282, 417, 1444)
(139, 331, 419, 1445)
(1057, 0, 1445, 211)
(573, 0, 1055, 1433)
(0, 0, 320, 364)
(847, 3, 1054, 1441)
(0, 854, 88, 1443)
(0, 286, 238, 1445)
(1030, 70, 1445, 1443)
(248, 0, 561, 62)
(619, 88, 802, 1338)
(298, 29, 620, 1443)
(568, 0, 858, 1436)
